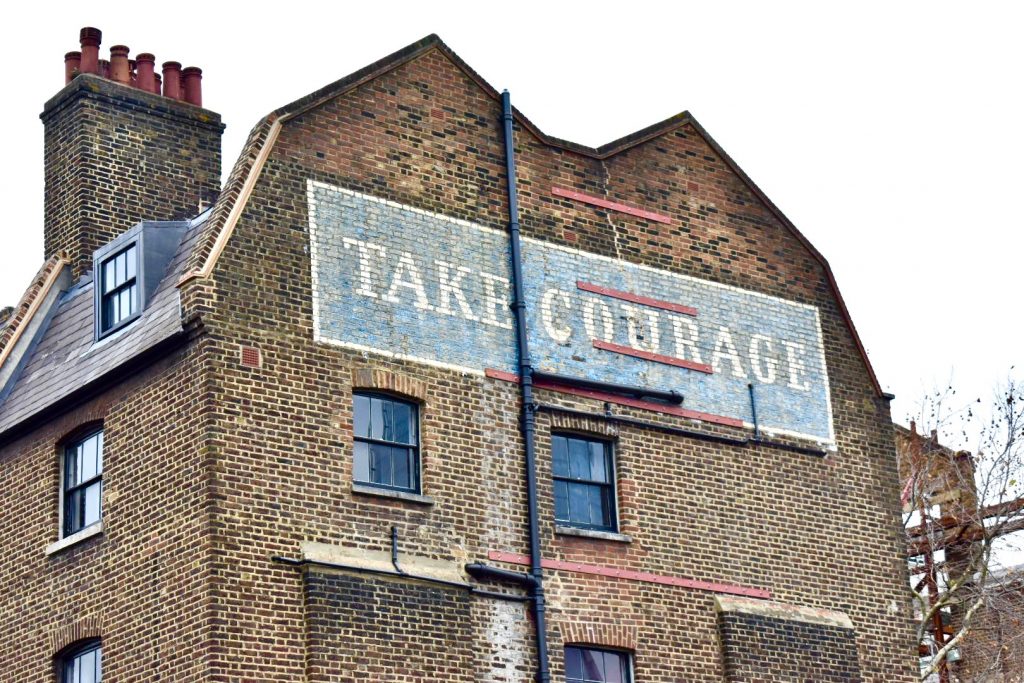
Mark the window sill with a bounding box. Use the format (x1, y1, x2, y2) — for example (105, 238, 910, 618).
(555, 525, 632, 543)
(45, 522, 104, 556)
(351, 483, 434, 505)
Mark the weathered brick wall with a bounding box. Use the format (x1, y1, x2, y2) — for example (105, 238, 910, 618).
(304, 570, 477, 681)
(41, 74, 223, 276)
(181, 43, 917, 681)
(718, 611, 862, 681)
(0, 339, 216, 681)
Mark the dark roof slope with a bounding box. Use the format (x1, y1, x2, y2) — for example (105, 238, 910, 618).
(0, 215, 206, 439)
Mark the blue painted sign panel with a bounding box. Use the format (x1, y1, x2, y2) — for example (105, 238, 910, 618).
(308, 181, 834, 443)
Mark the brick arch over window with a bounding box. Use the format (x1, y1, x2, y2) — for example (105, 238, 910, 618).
(48, 616, 103, 655)
(351, 368, 427, 402)
(546, 413, 619, 438)
(561, 623, 638, 651)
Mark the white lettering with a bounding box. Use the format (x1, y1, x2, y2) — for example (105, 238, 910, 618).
(342, 237, 386, 298)
(671, 317, 703, 364)
(783, 341, 811, 391)
(748, 334, 778, 384)
(620, 304, 661, 353)
(478, 272, 513, 329)
(712, 326, 747, 378)
(582, 297, 615, 343)
(541, 289, 572, 344)
(383, 253, 434, 310)
(435, 261, 477, 321)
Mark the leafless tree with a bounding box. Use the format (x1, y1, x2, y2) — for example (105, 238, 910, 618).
(899, 379, 1024, 682)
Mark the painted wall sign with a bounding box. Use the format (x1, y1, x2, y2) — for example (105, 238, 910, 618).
(308, 181, 835, 444)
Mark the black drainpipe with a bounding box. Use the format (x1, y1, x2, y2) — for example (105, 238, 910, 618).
(501, 89, 552, 683)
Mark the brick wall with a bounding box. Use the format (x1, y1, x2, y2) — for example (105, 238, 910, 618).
(41, 74, 223, 276)
(178, 43, 916, 681)
(0, 339, 216, 680)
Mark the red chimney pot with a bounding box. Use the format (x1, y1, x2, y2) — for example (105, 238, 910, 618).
(162, 61, 182, 100)
(98, 59, 110, 79)
(136, 53, 156, 93)
(110, 45, 131, 84)
(64, 51, 82, 85)
(181, 66, 203, 107)
(79, 27, 102, 75)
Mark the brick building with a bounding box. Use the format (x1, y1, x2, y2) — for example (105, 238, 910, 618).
(0, 27, 917, 682)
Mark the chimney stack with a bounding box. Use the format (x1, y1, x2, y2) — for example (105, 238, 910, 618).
(42, 27, 224, 276)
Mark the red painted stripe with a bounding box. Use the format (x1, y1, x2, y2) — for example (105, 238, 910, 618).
(484, 369, 744, 429)
(576, 281, 697, 317)
(552, 186, 673, 224)
(487, 550, 771, 599)
(592, 339, 713, 375)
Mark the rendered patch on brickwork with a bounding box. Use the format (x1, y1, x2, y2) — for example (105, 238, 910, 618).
(308, 181, 835, 444)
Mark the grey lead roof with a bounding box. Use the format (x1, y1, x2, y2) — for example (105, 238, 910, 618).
(0, 214, 207, 437)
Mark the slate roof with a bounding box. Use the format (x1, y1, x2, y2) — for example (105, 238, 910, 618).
(0, 213, 207, 439)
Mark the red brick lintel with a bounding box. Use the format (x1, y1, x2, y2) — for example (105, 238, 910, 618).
(592, 339, 713, 375)
(487, 550, 771, 600)
(552, 186, 673, 224)
(484, 368, 744, 429)
(576, 281, 697, 317)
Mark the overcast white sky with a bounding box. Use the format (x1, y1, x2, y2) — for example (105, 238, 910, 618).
(1, 1, 1021, 450)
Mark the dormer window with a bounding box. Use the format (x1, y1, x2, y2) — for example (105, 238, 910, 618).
(99, 244, 139, 335)
(92, 220, 188, 341)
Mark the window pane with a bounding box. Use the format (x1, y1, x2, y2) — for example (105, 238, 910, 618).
(95, 432, 104, 474)
(552, 436, 569, 478)
(553, 480, 569, 522)
(380, 399, 395, 441)
(84, 482, 101, 527)
(116, 252, 127, 285)
(353, 441, 370, 482)
(81, 435, 98, 481)
(590, 442, 608, 482)
(120, 287, 134, 320)
(95, 648, 102, 682)
(569, 482, 590, 524)
(565, 647, 583, 680)
(605, 651, 626, 683)
(66, 446, 80, 488)
(582, 648, 605, 680)
(588, 485, 608, 528)
(353, 395, 370, 438)
(66, 489, 82, 533)
(569, 438, 590, 480)
(80, 649, 96, 683)
(392, 447, 411, 490)
(126, 246, 136, 280)
(104, 259, 116, 293)
(369, 398, 384, 440)
(391, 401, 413, 444)
(371, 443, 392, 487)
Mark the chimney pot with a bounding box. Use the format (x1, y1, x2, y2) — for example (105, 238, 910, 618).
(110, 45, 131, 84)
(162, 61, 182, 100)
(98, 59, 111, 79)
(64, 51, 82, 84)
(181, 66, 203, 107)
(78, 27, 102, 75)
(136, 53, 157, 93)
